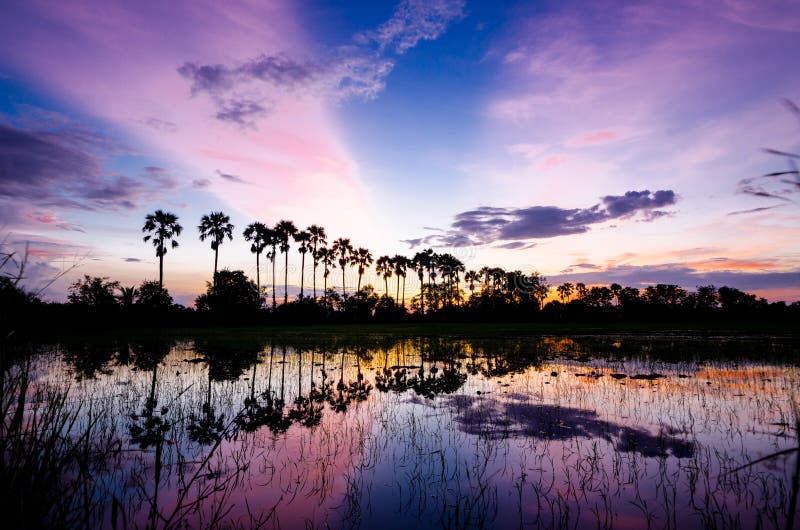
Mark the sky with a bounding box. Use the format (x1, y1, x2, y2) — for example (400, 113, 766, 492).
(1, 0, 799, 305)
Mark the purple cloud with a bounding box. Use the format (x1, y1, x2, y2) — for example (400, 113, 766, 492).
(0, 121, 176, 215)
(407, 190, 678, 247)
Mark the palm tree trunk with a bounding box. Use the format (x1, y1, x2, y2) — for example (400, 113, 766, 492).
(402, 276, 406, 307)
(323, 271, 328, 303)
(284, 252, 289, 304)
(384, 278, 388, 297)
(396, 276, 400, 302)
(341, 267, 346, 299)
(357, 271, 363, 293)
(159, 249, 164, 289)
(213, 247, 219, 286)
(256, 252, 261, 304)
(312, 257, 317, 300)
(271, 256, 277, 310)
(300, 253, 305, 299)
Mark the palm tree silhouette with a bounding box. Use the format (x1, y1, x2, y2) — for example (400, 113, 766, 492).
(293, 229, 310, 299)
(265, 227, 279, 310)
(198, 211, 234, 285)
(353, 247, 373, 293)
(307, 225, 327, 300)
(465, 270, 479, 299)
(393, 255, 409, 306)
(557, 282, 574, 303)
(142, 210, 182, 289)
(411, 251, 430, 313)
(331, 238, 353, 298)
(243, 222, 269, 301)
(375, 256, 392, 298)
(316, 246, 336, 305)
(117, 285, 138, 307)
(274, 220, 297, 304)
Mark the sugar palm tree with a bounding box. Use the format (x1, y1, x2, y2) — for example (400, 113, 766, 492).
(465, 270, 479, 298)
(198, 211, 234, 285)
(557, 282, 574, 303)
(293, 229, 310, 299)
(331, 238, 353, 298)
(261, 228, 278, 310)
(307, 225, 327, 300)
(411, 251, 431, 313)
(274, 220, 297, 304)
(375, 256, 393, 298)
(142, 210, 182, 289)
(352, 247, 373, 293)
(393, 255, 409, 306)
(316, 246, 336, 304)
(243, 222, 269, 300)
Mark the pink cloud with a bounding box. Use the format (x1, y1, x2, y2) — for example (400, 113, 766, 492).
(538, 155, 567, 170)
(578, 130, 618, 144)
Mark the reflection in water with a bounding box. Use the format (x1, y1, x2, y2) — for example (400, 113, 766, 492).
(14, 334, 800, 528)
(446, 395, 694, 458)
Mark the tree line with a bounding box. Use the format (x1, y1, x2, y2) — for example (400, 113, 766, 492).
(1, 208, 798, 329)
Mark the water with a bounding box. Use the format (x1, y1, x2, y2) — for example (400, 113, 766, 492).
(7, 333, 800, 529)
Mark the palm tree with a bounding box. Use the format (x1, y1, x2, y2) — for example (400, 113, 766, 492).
(307, 225, 327, 300)
(294, 229, 311, 299)
(316, 246, 336, 304)
(411, 251, 431, 313)
(274, 220, 298, 304)
(352, 247, 373, 293)
(142, 210, 182, 289)
(393, 255, 409, 306)
(375, 256, 393, 298)
(243, 222, 269, 301)
(265, 228, 279, 310)
(557, 282, 574, 303)
(117, 285, 138, 307)
(465, 270, 479, 298)
(331, 238, 353, 298)
(198, 211, 234, 285)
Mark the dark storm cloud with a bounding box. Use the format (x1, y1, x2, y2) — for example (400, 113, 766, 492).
(0, 122, 176, 216)
(406, 190, 678, 248)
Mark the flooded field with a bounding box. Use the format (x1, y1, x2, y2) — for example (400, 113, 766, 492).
(3, 333, 799, 529)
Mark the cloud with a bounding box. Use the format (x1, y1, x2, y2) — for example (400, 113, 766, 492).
(727, 205, 783, 215)
(495, 241, 537, 250)
(138, 117, 178, 133)
(406, 190, 678, 247)
(215, 169, 248, 184)
(0, 121, 177, 215)
(355, 0, 466, 54)
(177, 0, 463, 126)
(123, 257, 143, 262)
(549, 262, 800, 294)
(192, 178, 211, 189)
(214, 97, 271, 126)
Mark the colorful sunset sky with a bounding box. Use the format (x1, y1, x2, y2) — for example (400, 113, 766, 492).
(1, 0, 799, 305)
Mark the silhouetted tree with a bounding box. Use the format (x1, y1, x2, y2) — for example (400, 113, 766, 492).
(142, 210, 182, 289)
(274, 220, 297, 304)
(198, 211, 234, 285)
(375, 255, 392, 298)
(243, 221, 269, 301)
(332, 238, 353, 299)
(353, 247, 373, 293)
(307, 225, 327, 299)
(68, 276, 120, 307)
(294, 228, 310, 298)
(136, 280, 173, 308)
(393, 255, 409, 306)
(195, 269, 260, 315)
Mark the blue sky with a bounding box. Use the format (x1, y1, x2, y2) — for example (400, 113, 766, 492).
(1, 0, 798, 304)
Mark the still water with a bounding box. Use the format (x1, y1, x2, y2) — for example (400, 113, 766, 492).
(12, 333, 800, 529)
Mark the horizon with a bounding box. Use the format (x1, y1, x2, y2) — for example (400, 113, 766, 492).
(1, 0, 799, 305)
